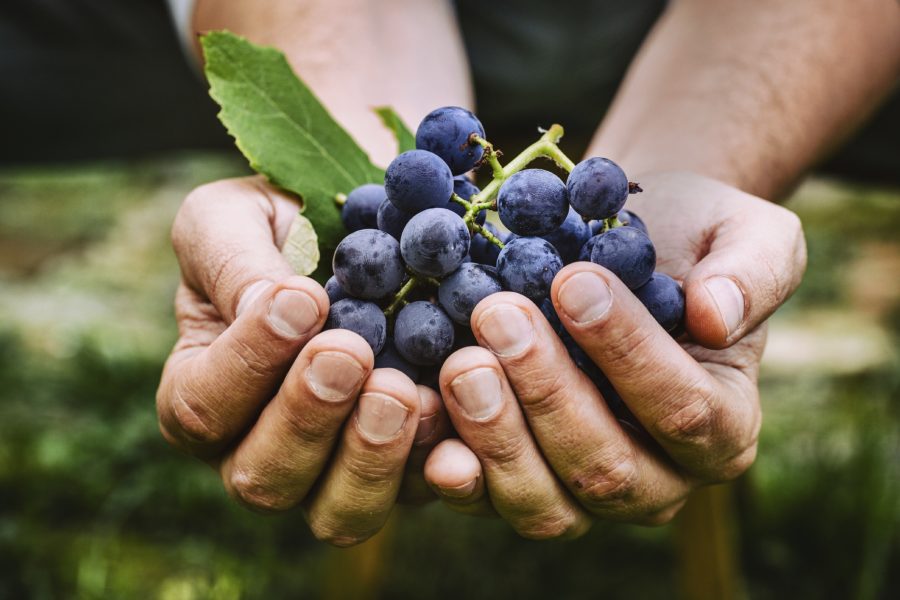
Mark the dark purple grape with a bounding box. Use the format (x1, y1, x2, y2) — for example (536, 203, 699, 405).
(415, 106, 485, 175)
(438, 263, 502, 325)
(394, 301, 455, 366)
(589, 226, 656, 290)
(618, 209, 648, 236)
(567, 157, 629, 220)
(324, 276, 348, 305)
(578, 235, 601, 262)
(540, 298, 563, 334)
(341, 184, 385, 232)
(376, 198, 413, 241)
(634, 272, 685, 334)
(497, 169, 569, 236)
(375, 337, 420, 381)
(385, 150, 454, 214)
(541, 206, 591, 264)
(325, 298, 386, 354)
(332, 229, 405, 300)
(400, 208, 471, 278)
(496, 237, 563, 304)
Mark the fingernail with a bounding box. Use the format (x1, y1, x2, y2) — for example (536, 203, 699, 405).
(558, 272, 612, 324)
(437, 479, 477, 499)
(705, 276, 744, 338)
(413, 413, 439, 445)
(305, 352, 365, 402)
(268, 289, 320, 338)
(451, 368, 502, 420)
(476, 305, 533, 357)
(236, 280, 273, 318)
(357, 393, 410, 442)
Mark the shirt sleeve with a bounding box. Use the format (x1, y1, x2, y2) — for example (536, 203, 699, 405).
(165, 0, 199, 65)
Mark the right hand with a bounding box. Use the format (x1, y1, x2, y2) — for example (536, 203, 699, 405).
(156, 176, 449, 546)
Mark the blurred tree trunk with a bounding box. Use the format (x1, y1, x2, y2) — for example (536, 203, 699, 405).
(675, 484, 744, 600)
(321, 514, 396, 600)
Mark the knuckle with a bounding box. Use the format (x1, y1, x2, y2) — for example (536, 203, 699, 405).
(226, 334, 276, 381)
(344, 450, 400, 488)
(712, 441, 758, 483)
(229, 468, 294, 513)
(172, 183, 218, 250)
(655, 381, 718, 448)
(516, 370, 574, 417)
(601, 326, 656, 378)
(516, 511, 584, 541)
(309, 519, 372, 548)
(575, 449, 640, 510)
(639, 502, 686, 527)
(168, 384, 228, 446)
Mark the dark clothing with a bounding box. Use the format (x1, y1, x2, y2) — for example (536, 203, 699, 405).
(0, 0, 897, 183)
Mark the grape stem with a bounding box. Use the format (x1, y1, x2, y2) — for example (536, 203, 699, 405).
(383, 276, 419, 317)
(381, 125, 576, 316)
(469, 124, 575, 208)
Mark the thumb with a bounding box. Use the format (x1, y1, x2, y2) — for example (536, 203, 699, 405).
(172, 177, 302, 324)
(683, 204, 807, 348)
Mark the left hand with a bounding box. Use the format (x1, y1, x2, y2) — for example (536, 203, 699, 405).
(423, 171, 807, 537)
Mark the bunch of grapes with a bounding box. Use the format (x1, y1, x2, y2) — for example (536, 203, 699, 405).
(325, 106, 685, 411)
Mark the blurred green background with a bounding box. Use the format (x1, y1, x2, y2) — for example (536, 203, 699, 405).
(0, 154, 898, 599)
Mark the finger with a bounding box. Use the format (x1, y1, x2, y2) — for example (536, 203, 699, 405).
(470, 292, 691, 520)
(217, 329, 374, 512)
(157, 275, 328, 457)
(305, 368, 421, 547)
(398, 385, 453, 505)
(171, 177, 300, 323)
(552, 263, 761, 481)
(439, 347, 592, 539)
(681, 185, 806, 348)
(424, 439, 495, 517)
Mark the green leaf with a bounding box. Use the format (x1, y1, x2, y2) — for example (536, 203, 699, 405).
(374, 106, 416, 153)
(201, 31, 384, 270)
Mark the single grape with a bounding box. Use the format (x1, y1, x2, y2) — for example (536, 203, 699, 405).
(469, 222, 506, 266)
(448, 176, 486, 225)
(375, 337, 420, 381)
(394, 301, 455, 366)
(634, 272, 685, 334)
(400, 208, 470, 278)
(438, 263, 503, 325)
(324, 276, 348, 305)
(385, 149, 454, 214)
(541, 206, 591, 264)
(496, 236, 563, 304)
(497, 169, 569, 236)
(567, 157, 629, 220)
(325, 298, 387, 354)
(415, 106, 485, 175)
(617, 209, 648, 236)
(578, 235, 599, 262)
(332, 229, 405, 299)
(589, 226, 656, 289)
(376, 198, 413, 241)
(341, 183, 384, 232)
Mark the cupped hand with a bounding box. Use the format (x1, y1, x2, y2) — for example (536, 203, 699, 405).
(424, 171, 807, 537)
(156, 177, 449, 546)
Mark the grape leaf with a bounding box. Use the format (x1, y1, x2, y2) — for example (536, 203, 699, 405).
(201, 31, 384, 272)
(281, 213, 320, 276)
(374, 106, 416, 153)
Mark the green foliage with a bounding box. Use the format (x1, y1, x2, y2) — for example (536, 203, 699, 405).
(202, 31, 384, 265)
(374, 106, 417, 153)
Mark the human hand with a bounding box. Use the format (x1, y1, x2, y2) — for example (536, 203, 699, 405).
(156, 177, 450, 545)
(423, 171, 806, 536)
